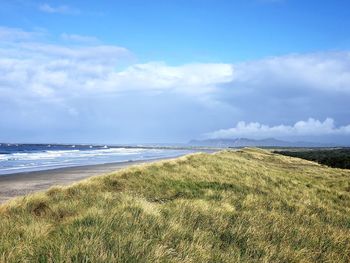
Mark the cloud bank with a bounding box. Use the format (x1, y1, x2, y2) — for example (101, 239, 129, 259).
(206, 118, 350, 139)
(0, 30, 234, 103)
(1, 26, 350, 143)
(232, 52, 350, 93)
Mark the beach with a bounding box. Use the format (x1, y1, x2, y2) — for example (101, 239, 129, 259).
(0, 158, 167, 204)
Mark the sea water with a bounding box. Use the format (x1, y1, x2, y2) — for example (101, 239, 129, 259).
(0, 144, 192, 175)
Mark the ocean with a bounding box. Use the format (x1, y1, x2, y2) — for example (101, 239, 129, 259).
(0, 143, 193, 175)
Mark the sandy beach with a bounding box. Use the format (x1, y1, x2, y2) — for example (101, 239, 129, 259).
(0, 158, 168, 204)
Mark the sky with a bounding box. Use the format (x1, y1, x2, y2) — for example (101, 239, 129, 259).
(0, 0, 350, 144)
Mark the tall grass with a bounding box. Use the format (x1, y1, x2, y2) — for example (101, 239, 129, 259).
(0, 148, 349, 262)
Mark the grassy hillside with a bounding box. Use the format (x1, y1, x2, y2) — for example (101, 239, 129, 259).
(1, 148, 350, 262)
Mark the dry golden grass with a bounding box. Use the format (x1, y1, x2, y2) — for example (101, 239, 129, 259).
(0, 148, 349, 262)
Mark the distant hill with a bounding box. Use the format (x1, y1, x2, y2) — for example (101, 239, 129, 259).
(188, 137, 334, 148)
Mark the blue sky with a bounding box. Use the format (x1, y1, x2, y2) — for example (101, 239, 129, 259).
(1, 0, 350, 144)
(2, 0, 350, 63)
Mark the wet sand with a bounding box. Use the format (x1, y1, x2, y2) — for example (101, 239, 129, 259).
(0, 158, 168, 204)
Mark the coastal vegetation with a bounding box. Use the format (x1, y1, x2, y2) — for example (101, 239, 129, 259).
(276, 148, 350, 169)
(0, 148, 349, 262)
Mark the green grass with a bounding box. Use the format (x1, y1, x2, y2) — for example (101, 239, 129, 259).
(1, 148, 350, 262)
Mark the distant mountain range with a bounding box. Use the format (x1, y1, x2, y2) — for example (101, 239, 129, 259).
(188, 138, 336, 148)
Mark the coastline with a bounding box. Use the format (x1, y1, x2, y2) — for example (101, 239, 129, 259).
(0, 157, 174, 204)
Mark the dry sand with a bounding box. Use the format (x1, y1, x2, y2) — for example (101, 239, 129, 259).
(0, 158, 165, 204)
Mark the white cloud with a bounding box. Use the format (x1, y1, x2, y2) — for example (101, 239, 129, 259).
(0, 29, 234, 108)
(1, 26, 350, 143)
(232, 52, 350, 93)
(0, 26, 42, 41)
(38, 3, 79, 15)
(112, 62, 233, 94)
(61, 33, 99, 44)
(2, 27, 350, 108)
(206, 118, 350, 139)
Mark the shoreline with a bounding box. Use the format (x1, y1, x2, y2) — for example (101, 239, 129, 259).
(0, 157, 175, 204)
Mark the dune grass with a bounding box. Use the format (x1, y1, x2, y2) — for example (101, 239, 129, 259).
(0, 148, 350, 262)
